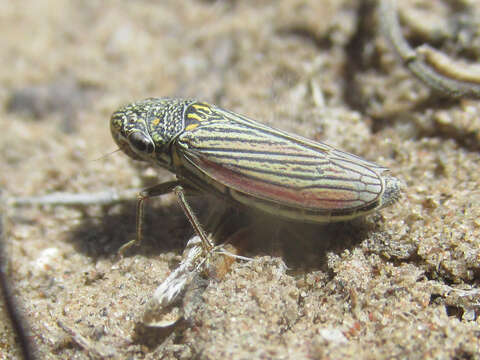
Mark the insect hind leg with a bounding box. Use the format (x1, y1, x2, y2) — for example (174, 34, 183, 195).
(174, 185, 214, 252)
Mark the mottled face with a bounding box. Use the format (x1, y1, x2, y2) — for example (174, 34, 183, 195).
(110, 98, 192, 169)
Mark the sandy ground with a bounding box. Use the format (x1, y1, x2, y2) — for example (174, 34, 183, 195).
(1, 0, 480, 359)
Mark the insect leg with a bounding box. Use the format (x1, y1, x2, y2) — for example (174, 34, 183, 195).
(119, 180, 181, 256)
(174, 185, 214, 252)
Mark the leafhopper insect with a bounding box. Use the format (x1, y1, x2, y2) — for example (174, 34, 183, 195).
(110, 98, 401, 252)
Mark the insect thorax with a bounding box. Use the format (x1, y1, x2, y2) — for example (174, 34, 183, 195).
(145, 98, 195, 145)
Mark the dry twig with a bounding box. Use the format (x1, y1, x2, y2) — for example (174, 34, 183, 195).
(379, 0, 480, 98)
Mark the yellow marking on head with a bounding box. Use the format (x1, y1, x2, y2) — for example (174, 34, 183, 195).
(151, 118, 160, 126)
(192, 103, 212, 113)
(187, 113, 204, 122)
(185, 123, 199, 131)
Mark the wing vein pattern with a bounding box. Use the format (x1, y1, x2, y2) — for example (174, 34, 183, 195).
(176, 104, 385, 211)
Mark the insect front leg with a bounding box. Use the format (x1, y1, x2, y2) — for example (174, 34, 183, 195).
(119, 180, 181, 256)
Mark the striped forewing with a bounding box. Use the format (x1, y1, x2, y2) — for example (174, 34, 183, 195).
(176, 104, 385, 211)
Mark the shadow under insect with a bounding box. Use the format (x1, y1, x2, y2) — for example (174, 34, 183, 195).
(66, 190, 378, 271)
(231, 212, 378, 273)
(66, 196, 193, 259)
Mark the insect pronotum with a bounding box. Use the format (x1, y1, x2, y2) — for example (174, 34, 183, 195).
(110, 98, 401, 253)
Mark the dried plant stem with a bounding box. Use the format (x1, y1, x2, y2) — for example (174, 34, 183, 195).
(9, 189, 140, 207)
(379, 0, 480, 98)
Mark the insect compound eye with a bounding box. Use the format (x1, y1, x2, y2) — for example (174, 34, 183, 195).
(128, 132, 155, 154)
